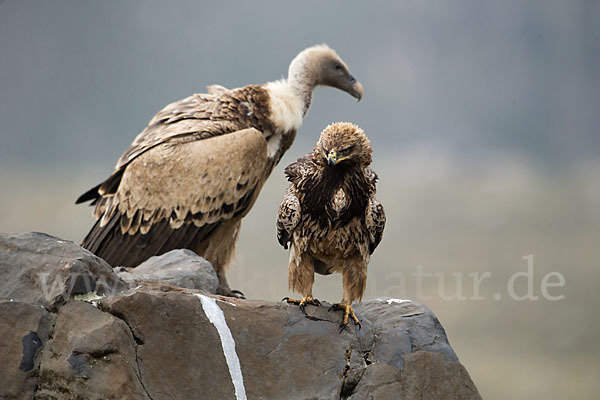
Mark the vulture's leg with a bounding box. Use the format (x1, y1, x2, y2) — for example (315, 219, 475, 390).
(216, 272, 245, 299)
(197, 219, 245, 298)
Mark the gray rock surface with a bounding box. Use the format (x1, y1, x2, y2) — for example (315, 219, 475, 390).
(0, 233, 482, 399)
(0, 232, 127, 310)
(115, 249, 218, 293)
(0, 301, 53, 400)
(36, 301, 148, 399)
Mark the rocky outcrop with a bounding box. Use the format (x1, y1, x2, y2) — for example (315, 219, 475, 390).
(0, 232, 482, 399)
(115, 249, 218, 293)
(0, 232, 127, 311)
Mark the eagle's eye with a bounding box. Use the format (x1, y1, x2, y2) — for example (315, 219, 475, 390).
(340, 145, 355, 155)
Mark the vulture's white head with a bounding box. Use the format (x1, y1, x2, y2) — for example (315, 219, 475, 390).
(288, 44, 363, 101)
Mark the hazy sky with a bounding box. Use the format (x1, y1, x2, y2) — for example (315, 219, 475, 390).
(1, 0, 598, 173)
(1, 2, 599, 398)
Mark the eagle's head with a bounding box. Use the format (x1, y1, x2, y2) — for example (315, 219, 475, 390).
(314, 122, 372, 168)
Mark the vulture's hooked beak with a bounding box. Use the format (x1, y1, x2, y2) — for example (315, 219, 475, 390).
(348, 76, 363, 102)
(328, 150, 338, 167)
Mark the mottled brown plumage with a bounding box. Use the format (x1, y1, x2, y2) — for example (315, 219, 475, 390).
(277, 122, 385, 327)
(77, 45, 363, 297)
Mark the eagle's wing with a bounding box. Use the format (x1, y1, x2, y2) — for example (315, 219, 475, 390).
(276, 186, 301, 250)
(364, 166, 385, 254)
(366, 197, 385, 255)
(82, 127, 268, 267)
(284, 154, 313, 183)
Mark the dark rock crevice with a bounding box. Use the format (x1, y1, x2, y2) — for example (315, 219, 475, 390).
(31, 315, 57, 399)
(102, 304, 154, 400)
(340, 346, 367, 399)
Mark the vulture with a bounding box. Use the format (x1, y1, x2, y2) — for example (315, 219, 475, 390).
(76, 44, 363, 297)
(277, 122, 385, 328)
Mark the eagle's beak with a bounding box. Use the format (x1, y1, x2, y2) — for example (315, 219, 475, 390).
(328, 150, 337, 166)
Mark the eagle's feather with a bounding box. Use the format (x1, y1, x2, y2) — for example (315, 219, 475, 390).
(277, 122, 385, 310)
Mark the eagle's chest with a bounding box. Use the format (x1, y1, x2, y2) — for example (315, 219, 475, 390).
(302, 216, 368, 260)
(330, 187, 348, 215)
(304, 186, 352, 225)
(298, 179, 369, 258)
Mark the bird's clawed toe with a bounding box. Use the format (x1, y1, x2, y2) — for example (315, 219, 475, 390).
(230, 289, 246, 299)
(283, 296, 321, 314)
(217, 286, 245, 299)
(329, 303, 360, 332)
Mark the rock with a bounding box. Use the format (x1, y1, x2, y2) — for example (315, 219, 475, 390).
(0, 301, 53, 400)
(99, 290, 482, 400)
(36, 301, 148, 399)
(0, 232, 127, 311)
(0, 233, 482, 399)
(115, 249, 218, 293)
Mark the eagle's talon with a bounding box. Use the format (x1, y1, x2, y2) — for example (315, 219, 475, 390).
(329, 302, 360, 330)
(284, 296, 321, 314)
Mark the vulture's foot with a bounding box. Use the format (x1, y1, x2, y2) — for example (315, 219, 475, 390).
(216, 284, 245, 299)
(328, 303, 361, 332)
(282, 296, 321, 314)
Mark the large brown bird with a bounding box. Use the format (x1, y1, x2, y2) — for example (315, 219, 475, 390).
(277, 122, 385, 328)
(76, 45, 363, 297)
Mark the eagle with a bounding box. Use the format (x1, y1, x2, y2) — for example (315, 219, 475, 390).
(76, 45, 363, 297)
(277, 122, 385, 328)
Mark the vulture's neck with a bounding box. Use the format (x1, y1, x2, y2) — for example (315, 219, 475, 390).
(265, 79, 308, 136)
(288, 78, 315, 116)
(287, 62, 319, 116)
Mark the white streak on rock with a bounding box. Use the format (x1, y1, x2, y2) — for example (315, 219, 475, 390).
(217, 298, 237, 307)
(379, 298, 412, 305)
(196, 294, 247, 400)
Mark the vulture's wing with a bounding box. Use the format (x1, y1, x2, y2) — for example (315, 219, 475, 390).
(206, 84, 230, 95)
(76, 83, 274, 206)
(276, 186, 301, 249)
(366, 198, 385, 255)
(115, 93, 244, 172)
(82, 127, 268, 267)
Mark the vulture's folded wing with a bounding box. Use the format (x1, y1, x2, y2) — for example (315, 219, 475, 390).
(76, 88, 269, 206)
(82, 127, 268, 267)
(115, 93, 245, 172)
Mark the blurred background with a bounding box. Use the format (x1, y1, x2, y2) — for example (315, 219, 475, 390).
(1, 1, 598, 398)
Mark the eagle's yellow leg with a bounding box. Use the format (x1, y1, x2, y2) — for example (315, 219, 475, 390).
(282, 296, 321, 314)
(329, 303, 361, 330)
